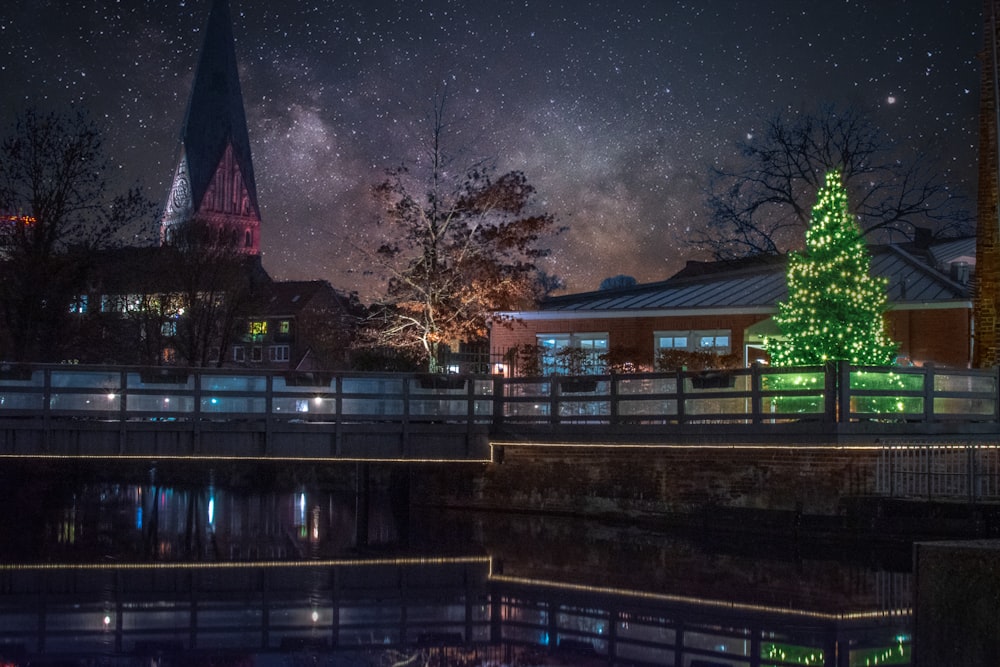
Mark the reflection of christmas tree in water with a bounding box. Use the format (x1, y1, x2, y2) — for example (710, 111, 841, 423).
(767, 170, 898, 367)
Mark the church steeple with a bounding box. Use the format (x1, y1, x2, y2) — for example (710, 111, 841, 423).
(161, 0, 261, 255)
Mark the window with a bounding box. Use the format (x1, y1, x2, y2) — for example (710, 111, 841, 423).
(251, 346, 263, 362)
(160, 321, 177, 337)
(536, 333, 608, 374)
(161, 347, 176, 364)
(233, 346, 246, 362)
(655, 330, 731, 354)
(279, 320, 291, 335)
(248, 320, 267, 341)
(68, 295, 88, 314)
(269, 345, 290, 362)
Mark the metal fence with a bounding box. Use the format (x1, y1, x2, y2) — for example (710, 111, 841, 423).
(877, 443, 1000, 501)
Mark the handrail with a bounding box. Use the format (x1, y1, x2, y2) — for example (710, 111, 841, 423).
(0, 361, 996, 428)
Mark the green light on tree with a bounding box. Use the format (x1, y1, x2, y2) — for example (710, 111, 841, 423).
(767, 170, 898, 367)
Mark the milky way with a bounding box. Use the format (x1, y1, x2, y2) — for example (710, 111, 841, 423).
(0, 1, 983, 299)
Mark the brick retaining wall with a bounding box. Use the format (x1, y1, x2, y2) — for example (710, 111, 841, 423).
(413, 442, 883, 522)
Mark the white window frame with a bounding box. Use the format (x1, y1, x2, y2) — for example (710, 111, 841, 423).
(269, 345, 290, 362)
(536, 332, 609, 374)
(654, 329, 731, 354)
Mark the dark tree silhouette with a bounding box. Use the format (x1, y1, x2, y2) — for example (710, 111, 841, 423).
(0, 106, 154, 361)
(695, 105, 972, 260)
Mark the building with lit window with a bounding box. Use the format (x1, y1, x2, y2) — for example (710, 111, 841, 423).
(491, 239, 975, 375)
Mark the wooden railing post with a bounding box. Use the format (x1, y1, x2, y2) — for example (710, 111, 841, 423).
(609, 374, 620, 425)
(750, 363, 762, 424)
(492, 376, 505, 427)
(923, 364, 935, 423)
(550, 376, 561, 425)
(118, 369, 128, 454)
(836, 361, 851, 423)
(676, 369, 686, 424)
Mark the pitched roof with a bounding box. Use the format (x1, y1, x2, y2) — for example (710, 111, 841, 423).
(256, 280, 360, 318)
(529, 244, 970, 316)
(180, 0, 259, 218)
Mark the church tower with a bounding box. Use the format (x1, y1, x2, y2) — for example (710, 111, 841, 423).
(161, 0, 262, 255)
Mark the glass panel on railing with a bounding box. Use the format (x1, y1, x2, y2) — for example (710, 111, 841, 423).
(127, 370, 193, 389)
(50, 370, 120, 388)
(617, 376, 677, 394)
(272, 373, 334, 392)
(850, 369, 923, 391)
(340, 398, 404, 415)
(0, 367, 43, 386)
(341, 377, 404, 395)
(504, 380, 552, 397)
(409, 399, 469, 418)
(933, 372, 996, 394)
(49, 393, 122, 412)
(0, 392, 44, 410)
(504, 401, 550, 418)
(271, 397, 337, 416)
(761, 395, 825, 415)
(200, 375, 267, 392)
(684, 396, 751, 417)
(934, 397, 995, 417)
(558, 400, 609, 419)
(199, 397, 267, 413)
(618, 399, 677, 417)
(126, 395, 194, 413)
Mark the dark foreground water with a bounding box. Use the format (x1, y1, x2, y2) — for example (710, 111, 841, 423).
(0, 464, 913, 667)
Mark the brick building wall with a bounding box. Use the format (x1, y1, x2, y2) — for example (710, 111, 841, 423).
(493, 307, 972, 372)
(491, 313, 771, 370)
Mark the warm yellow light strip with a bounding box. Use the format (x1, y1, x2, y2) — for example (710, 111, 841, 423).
(488, 572, 912, 622)
(490, 441, 886, 451)
(0, 454, 491, 464)
(0, 555, 491, 572)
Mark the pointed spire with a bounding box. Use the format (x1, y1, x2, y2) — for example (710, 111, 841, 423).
(161, 0, 261, 254)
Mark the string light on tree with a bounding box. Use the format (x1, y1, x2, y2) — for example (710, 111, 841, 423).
(767, 171, 898, 367)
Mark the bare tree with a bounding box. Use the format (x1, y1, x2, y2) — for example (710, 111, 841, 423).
(0, 106, 154, 361)
(161, 219, 264, 368)
(361, 95, 562, 371)
(695, 105, 972, 260)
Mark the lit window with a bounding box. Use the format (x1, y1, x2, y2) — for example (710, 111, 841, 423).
(160, 321, 177, 337)
(248, 320, 267, 340)
(279, 320, 290, 335)
(654, 330, 731, 354)
(161, 347, 176, 364)
(536, 333, 608, 374)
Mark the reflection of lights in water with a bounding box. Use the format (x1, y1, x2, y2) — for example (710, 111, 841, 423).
(207, 496, 215, 527)
(311, 506, 320, 541)
(312, 610, 319, 623)
(103, 614, 111, 627)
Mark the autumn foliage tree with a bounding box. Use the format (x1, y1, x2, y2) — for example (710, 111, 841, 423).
(365, 100, 561, 371)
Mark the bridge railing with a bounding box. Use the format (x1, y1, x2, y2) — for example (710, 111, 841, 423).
(0, 362, 996, 428)
(495, 363, 1000, 426)
(0, 365, 496, 425)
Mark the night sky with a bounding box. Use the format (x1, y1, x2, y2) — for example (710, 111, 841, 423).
(0, 1, 984, 299)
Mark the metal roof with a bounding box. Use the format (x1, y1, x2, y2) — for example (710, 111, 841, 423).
(535, 244, 970, 315)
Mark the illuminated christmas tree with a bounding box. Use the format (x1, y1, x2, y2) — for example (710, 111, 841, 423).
(767, 171, 898, 366)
